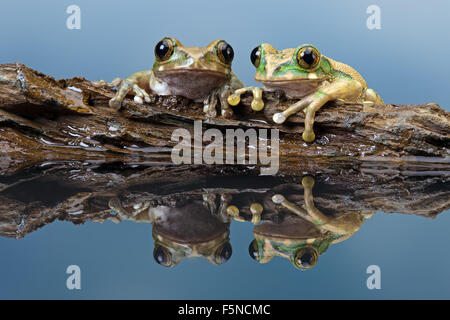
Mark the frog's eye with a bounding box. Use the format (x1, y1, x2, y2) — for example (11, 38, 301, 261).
(155, 38, 174, 62)
(153, 245, 172, 267)
(296, 46, 320, 69)
(217, 41, 234, 65)
(291, 247, 318, 270)
(250, 46, 261, 68)
(215, 242, 233, 264)
(248, 239, 260, 261)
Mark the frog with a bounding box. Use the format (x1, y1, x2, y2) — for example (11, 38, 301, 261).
(227, 43, 384, 142)
(247, 177, 371, 269)
(108, 194, 232, 267)
(109, 37, 244, 118)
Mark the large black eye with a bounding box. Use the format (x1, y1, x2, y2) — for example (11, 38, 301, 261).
(153, 245, 172, 267)
(155, 38, 174, 61)
(215, 242, 232, 264)
(248, 239, 260, 261)
(291, 247, 318, 270)
(296, 46, 320, 69)
(217, 41, 234, 64)
(250, 46, 261, 68)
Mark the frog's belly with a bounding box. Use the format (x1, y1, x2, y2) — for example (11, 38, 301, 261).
(153, 70, 228, 101)
(262, 80, 322, 99)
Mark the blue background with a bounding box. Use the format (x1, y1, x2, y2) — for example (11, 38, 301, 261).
(0, 0, 449, 109)
(0, 0, 449, 299)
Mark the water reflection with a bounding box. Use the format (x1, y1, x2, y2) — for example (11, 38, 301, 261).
(246, 177, 370, 270)
(0, 162, 448, 270)
(109, 197, 232, 267)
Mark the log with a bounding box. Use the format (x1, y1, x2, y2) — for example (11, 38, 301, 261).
(0, 63, 448, 175)
(0, 162, 447, 239)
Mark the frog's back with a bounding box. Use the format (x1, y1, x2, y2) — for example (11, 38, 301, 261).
(325, 56, 367, 88)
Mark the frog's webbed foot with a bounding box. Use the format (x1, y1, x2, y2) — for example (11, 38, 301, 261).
(227, 87, 264, 111)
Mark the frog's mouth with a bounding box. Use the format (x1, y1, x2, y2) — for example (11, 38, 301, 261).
(155, 68, 230, 79)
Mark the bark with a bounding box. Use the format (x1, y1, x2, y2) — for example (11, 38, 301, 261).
(0, 63, 448, 175)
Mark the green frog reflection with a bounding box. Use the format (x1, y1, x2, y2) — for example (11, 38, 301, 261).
(228, 177, 373, 270)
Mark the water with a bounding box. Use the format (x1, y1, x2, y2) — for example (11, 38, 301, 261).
(0, 163, 448, 299)
(0, 0, 449, 299)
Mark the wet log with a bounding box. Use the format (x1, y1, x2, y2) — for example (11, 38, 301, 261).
(0, 63, 449, 175)
(0, 162, 448, 238)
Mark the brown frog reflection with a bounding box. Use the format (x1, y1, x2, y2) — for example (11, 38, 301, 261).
(108, 194, 233, 267)
(227, 177, 373, 270)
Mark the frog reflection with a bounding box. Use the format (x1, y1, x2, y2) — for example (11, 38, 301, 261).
(228, 177, 373, 270)
(108, 194, 233, 267)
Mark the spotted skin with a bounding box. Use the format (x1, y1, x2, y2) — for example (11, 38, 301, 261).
(228, 43, 384, 142)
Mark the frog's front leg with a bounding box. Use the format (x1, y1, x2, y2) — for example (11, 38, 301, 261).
(271, 177, 330, 228)
(273, 79, 363, 142)
(227, 86, 264, 111)
(109, 71, 153, 110)
(204, 74, 246, 118)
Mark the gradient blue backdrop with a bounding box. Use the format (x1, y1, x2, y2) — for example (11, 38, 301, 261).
(0, 0, 449, 299)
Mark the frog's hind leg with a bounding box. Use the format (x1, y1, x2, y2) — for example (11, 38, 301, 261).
(363, 88, 384, 106)
(109, 71, 152, 110)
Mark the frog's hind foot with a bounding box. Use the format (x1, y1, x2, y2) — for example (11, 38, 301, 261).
(364, 88, 384, 106)
(227, 87, 264, 111)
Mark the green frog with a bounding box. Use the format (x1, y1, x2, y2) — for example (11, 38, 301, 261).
(228, 43, 384, 142)
(109, 37, 244, 118)
(248, 177, 371, 269)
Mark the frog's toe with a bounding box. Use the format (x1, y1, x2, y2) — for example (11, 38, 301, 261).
(227, 94, 241, 106)
(273, 112, 287, 124)
(302, 130, 315, 143)
(110, 78, 123, 87)
(301, 176, 315, 189)
(221, 108, 233, 118)
(271, 194, 286, 204)
(109, 98, 122, 110)
(134, 96, 143, 104)
(251, 98, 264, 111)
(203, 104, 217, 118)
